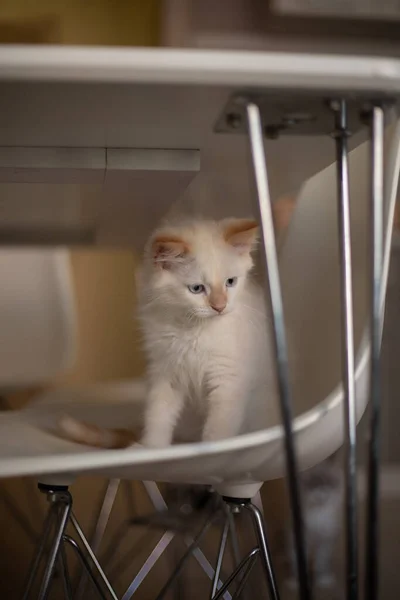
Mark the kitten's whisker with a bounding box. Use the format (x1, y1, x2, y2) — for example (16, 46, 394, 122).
(237, 313, 259, 332)
(240, 303, 266, 320)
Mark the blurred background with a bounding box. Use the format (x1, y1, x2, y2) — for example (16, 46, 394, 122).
(1, 1, 400, 598)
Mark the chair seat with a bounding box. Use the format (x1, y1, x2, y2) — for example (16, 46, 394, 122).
(0, 345, 368, 494)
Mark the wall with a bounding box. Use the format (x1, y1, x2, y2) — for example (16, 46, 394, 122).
(0, 0, 160, 46)
(56, 250, 146, 385)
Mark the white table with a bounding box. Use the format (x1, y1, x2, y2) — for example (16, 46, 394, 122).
(1, 45, 399, 600)
(0, 46, 398, 247)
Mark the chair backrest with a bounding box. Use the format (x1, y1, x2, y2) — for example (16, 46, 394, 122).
(0, 249, 76, 387)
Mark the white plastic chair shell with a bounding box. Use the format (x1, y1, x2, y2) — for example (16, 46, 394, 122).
(0, 125, 398, 498)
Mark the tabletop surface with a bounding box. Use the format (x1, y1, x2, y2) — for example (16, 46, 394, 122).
(1, 45, 400, 93)
(0, 45, 394, 246)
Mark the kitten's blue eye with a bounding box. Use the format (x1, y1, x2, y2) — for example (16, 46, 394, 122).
(188, 284, 205, 294)
(225, 277, 238, 288)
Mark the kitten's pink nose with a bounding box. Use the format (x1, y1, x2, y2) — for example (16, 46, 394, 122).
(210, 302, 226, 314)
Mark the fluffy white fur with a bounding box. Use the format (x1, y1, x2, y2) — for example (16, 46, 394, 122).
(137, 217, 280, 447)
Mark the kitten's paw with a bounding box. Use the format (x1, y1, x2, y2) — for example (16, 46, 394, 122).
(139, 433, 173, 448)
(129, 442, 143, 449)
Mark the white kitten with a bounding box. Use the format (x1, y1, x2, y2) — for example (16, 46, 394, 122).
(58, 216, 281, 449)
(136, 217, 280, 447)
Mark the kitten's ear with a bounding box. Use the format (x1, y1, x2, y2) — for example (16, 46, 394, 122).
(151, 235, 190, 269)
(222, 219, 259, 254)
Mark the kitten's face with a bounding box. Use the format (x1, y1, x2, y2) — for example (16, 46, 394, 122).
(145, 218, 258, 321)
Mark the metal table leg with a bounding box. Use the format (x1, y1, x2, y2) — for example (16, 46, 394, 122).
(331, 99, 358, 600)
(365, 104, 385, 600)
(246, 101, 310, 600)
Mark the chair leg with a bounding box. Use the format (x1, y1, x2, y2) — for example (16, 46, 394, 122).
(59, 544, 73, 600)
(75, 478, 120, 600)
(154, 509, 220, 600)
(226, 507, 250, 600)
(21, 484, 119, 600)
(22, 502, 58, 600)
(212, 548, 259, 600)
(220, 497, 280, 600)
(37, 488, 72, 600)
(21, 485, 72, 600)
(70, 512, 119, 600)
(210, 518, 230, 599)
(63, 535, 109, 600)
(227, 508, 241, 570)
(145, 483, 232, 600)
(244, 502, 280, 600)
(121, 530, 176, 600)
(119, 483, 232, 600)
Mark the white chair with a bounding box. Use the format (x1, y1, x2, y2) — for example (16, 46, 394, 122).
(0, 117, 398, 600)
(0, 99, 399, 598)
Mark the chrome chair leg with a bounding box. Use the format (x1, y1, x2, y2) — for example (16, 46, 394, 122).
(22, 500, 58, 600)
(121, 530, 176, 600)
(63, 535, 109, 600)
(244, 503, 280, 600)
(76, 478, 120, 600)
(210, 518, 230, 599)
(219, 497, 279, 600)
(59, 543, 73, 600)
(120, 484, 231, 600)
(22, 485, 72, 600)
(70, 512, 119, 600)
(21, 484, 118, 600)
(212, 549, 259, 600)
(38, 492, 71, 600)
(154, 509, 220, 600)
